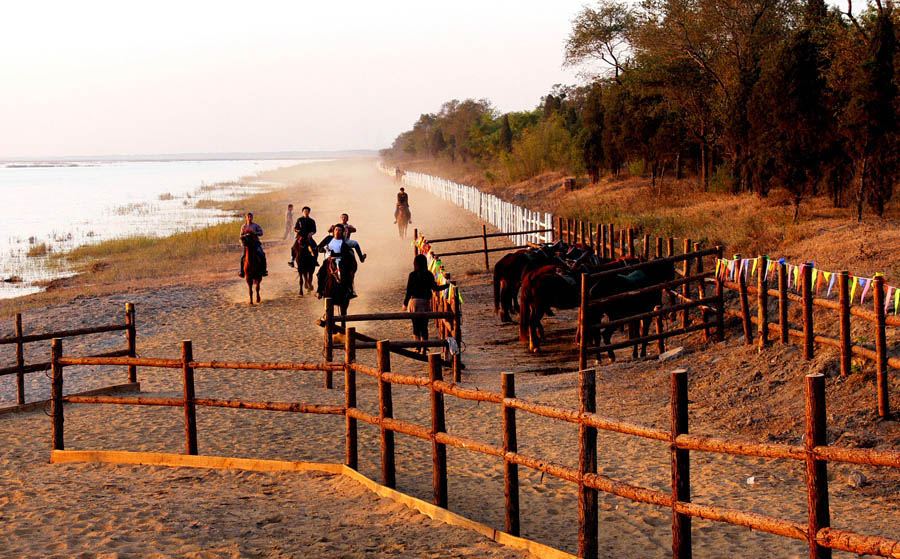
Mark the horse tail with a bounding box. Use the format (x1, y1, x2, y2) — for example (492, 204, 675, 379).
(519, 272, 533, 342)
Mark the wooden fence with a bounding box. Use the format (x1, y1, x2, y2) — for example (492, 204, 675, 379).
(48, 335, 900, 559)
(379, 164, 554, 246)
(721, 255, 900, 418)
(0, 303, 137, 410)
(322, 296, 463, 383)
(576, 247, 726, 370)
(413, 225, 554, 272)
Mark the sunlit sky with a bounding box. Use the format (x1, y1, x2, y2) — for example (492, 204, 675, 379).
(0, 1, 592, 158)
(1, 0, 858, 158)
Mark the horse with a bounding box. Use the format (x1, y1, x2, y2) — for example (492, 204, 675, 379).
(492, 243, 568, 323)
(397, 205, 410, 239)
(241, 234, 264, 304)
(291, 235, 318, 296)
(588, 259, 676, 362)
(318, 256, 353, 317)
(518, 264, 581, 353)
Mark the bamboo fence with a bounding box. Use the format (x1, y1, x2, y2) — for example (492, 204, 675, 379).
(49, 334, 900, 559)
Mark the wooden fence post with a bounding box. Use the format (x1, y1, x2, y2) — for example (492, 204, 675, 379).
(671, 368, 692, 559)
(430, 354, 448, 508)
(682, 239, 692, 330)
(377, 341, 396, 488)
(557, 217, 564, 243)
(15, 313, 24, 405)
(694, 243, 709, 340)
(482, 224, 490, 272)
(578, 273, 589, 371)
(757, 256, 769, 350)
(736, 255, 752, 344)
(715, 247, 725, 342)
(779, 262, 790, 345)
(588, 222, 595, 251)
(643, 234, 651, 260)
(451, 283, 463, 383)
(570, 219, 576, 245)
(839, 271, 851, 377)
(805, 373, 832, 559)
(874, 276, 889, 418)
(608, 223, 615, 257)
(324, 299, 334, 388)
(598, 224, 606, 258)
(345, 327, 358, 469)
(656, 237, 663, 260)
(125, 302, 136, 383)
(502, 371, 520, 536)
(182, 340, 198, 455)
(578, 368, 598, 559)
(802, 263, 814, 360)
(51, 338, 64, 451)
(627, 229, 635, 258)
(667, 237, 674, 258)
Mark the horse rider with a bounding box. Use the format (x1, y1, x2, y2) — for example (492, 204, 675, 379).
(316, 224, 366, 299)
(239, 212, 267, 277)
(289, 205, 317, 267)
(327, 213, 357, 240)
(394, 187, 411, 224)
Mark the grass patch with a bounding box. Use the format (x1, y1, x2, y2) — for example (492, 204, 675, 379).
(158, 192, 175, 201)
(27, 243, 50, 257)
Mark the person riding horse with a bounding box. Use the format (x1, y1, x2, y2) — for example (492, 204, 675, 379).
(316, 224, 366, 299)
(394, 187, 411, 224)
(289, 206, 316, 268)
(238, 212, 267, 277)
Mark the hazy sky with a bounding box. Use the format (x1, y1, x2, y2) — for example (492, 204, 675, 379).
(0, 1, 591, 158)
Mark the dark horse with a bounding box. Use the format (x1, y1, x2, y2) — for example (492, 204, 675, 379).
(291, 235, 318, 296)
(397, 205, 410, 239)
(493, 244, 565, 323)
(588, 259, 676, 361)
(241, 234, 264, 304)
(318, 256, 353, 317)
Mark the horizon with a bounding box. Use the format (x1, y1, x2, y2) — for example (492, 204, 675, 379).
(1, 1, 587, 159)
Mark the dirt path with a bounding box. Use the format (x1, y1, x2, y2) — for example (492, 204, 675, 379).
(1, 159, 898, 558)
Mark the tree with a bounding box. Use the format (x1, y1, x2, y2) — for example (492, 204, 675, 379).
(564, 0, 635, 81)
(580, 84, 605, 182)
(499, 114, 513, 153)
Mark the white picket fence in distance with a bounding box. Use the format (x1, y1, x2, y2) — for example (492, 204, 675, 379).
(378, 163, 554, 246)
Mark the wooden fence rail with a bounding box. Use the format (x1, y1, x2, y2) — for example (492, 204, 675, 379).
(50, 336, 900, 559)
(720, 256, 898, 418)
(1, 303, 136, 408)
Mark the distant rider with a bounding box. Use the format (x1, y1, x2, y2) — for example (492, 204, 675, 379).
(239, 212, 267, 277)
(289, 206, 317, 267)
(327, 213, 357, 240)
(394, 187, 411, 224)
(316, 224, 366, 299)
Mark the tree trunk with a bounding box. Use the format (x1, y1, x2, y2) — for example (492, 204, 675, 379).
(700, 142, 709, 192)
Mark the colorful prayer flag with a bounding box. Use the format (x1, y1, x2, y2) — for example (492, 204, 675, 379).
(850, 276, 858, 301)
(859, 277, 871, 304)
(826, 272, 835, 297)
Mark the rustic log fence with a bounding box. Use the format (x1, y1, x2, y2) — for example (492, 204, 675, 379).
(576, 247, 725, 369)
(413, 225, 554, 272)
(719, 256, 899, 418)
(50, 336, 900, 559)
(0, 302, 137, 411)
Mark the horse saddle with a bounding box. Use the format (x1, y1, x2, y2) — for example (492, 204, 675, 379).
(618, 269, 648, 286)
(557, 271, 578, 289)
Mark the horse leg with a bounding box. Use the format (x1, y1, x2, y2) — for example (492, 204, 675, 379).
(256, 280, 261, 303)
(604, 327, 615, 362)
(247, 280, 253, 305)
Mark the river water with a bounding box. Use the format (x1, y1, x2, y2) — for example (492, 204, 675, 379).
(0, 158, 318, 299)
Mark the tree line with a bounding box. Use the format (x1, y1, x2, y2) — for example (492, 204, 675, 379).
(381, 0, 900, 221)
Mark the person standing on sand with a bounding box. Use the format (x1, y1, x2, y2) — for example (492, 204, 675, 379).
(403, 254, 449, 348)
(289, 206, 317, 267)
(282, 204, 294, 240)
(239, 212, 267, 277)
(327, 213, 356, 240)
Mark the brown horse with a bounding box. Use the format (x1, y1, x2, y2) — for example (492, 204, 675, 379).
(291, 235, 318, 296)
(318, 257, 352, 317)
(397, 205, 410, 239)
(242, 235, 264, 304)
(518, 264, 578, 353)
(493, 244, 567, 323)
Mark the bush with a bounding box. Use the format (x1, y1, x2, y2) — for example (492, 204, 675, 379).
(27, 243, 49, 257)
(709, 164, 735, 193)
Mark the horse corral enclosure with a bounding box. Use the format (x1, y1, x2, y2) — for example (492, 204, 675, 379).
(44, 333, 900, 559)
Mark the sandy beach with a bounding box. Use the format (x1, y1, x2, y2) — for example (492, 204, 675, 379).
(1, 159, 898, 558)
